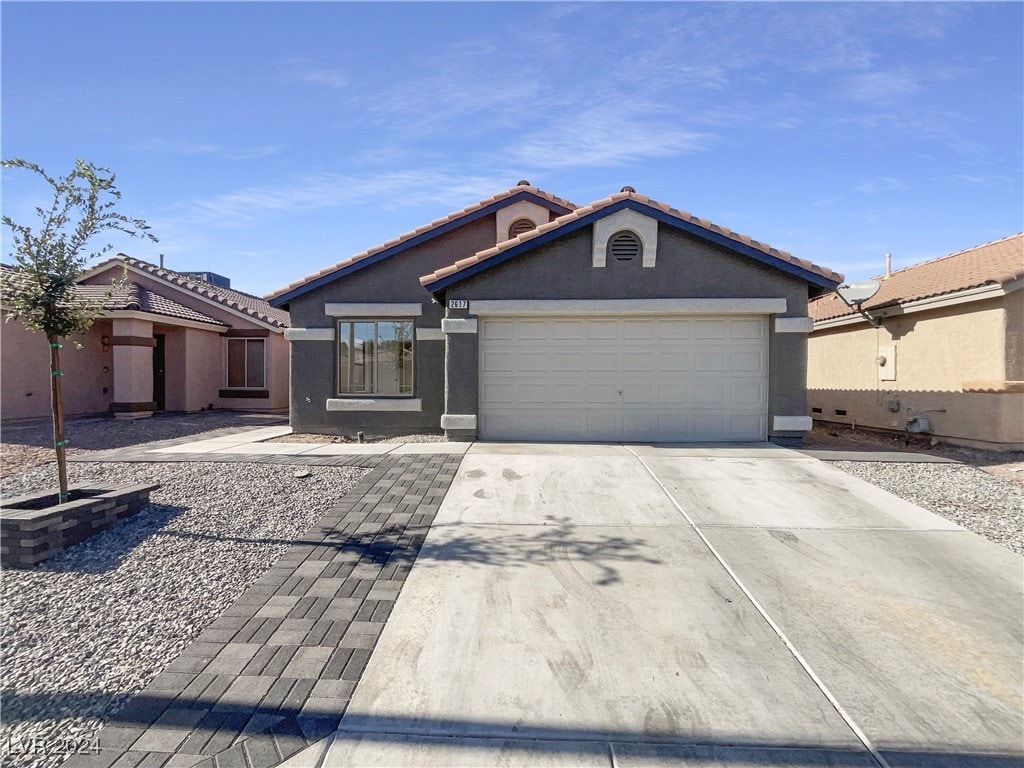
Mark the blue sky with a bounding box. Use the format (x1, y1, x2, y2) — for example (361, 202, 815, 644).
(2, 2, 1021, 297)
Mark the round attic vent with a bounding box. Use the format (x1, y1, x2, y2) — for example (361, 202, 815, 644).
(516, 180, 531, 186)
(620, 185, 635, 193)
(508, 218, 536, 238)
(609, 231, 642, 262)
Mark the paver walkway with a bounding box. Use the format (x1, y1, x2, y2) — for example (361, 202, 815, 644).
(63, 452, 462, 768)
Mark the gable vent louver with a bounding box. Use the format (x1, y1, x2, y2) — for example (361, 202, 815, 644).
(508, 218, 536, 239)
(609, 231, 642, 262)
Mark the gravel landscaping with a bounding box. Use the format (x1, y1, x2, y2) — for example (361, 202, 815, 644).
(832, 460, 1024, 555)
(0, 460, 366, 768)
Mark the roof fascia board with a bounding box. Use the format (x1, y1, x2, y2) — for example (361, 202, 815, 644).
(116, 264, 281, 330)
(424, 199, 839, 293)
(269, 191, 572, 307)
(101, 309, 231, 332)
(812, 283, 1008, 330)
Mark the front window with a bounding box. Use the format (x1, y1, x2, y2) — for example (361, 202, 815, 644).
(226, 338, 266, 389)
(338, 320, 414, 396)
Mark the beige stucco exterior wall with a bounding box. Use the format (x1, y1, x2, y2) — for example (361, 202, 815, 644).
(183, 328, 224, 412)
(1, 315, 114, 420)
(808, 294, 1023, 449)
(79, 264, 290, 413)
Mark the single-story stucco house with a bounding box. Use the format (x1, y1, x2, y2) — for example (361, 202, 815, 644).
(1, 256, 290, 420)
(266, 183, 842, 444)
(808, 233, 1023, 450)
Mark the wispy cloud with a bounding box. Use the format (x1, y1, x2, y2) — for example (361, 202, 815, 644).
(132, 138, 283, 161)
(171, 169, 513, 226)
(281, 58, 348, 89)
(504, 104, 714, 169)
(855, 177, 907, 195)
(842, 70, 923, 103)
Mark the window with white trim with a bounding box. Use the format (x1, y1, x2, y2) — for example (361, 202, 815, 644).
(225, 338, 266, 389)
(338, 320, 414, 396)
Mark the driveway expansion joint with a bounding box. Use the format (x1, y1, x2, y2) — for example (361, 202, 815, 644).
(60, 454, 463, 768)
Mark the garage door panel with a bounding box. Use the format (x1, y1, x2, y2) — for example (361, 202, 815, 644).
(585, 382, 621, 404)
(730, 318, 765, 339)
(657, 352, 692, 372)
(693, 383, 725, 406)
(622, 319, 657, 339)
(482, 320, 516, 341)
(657, 381, 689, 404)
(694, 320, 729, 339)
(694, 350, 729, 372)
(586, 352, 620, 372)
(622, 351, 655, 372)
(731, 350, 766, 372)
(731, 381, 766, 406)
(479, 316, 768, 442)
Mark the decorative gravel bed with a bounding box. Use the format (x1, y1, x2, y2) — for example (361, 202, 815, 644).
(832, 460, 1024, 555)
(0, 460, 367, 768)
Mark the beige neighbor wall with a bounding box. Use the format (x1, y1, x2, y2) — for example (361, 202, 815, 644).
(1, 314, 115, 420)
(81, 265, 289, 413)
(808, 295, 1023, 450)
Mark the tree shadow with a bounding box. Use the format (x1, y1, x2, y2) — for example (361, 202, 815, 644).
(147, 514, 658, 587)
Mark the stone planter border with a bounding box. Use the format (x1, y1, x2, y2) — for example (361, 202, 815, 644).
(1, 483, 160, 568)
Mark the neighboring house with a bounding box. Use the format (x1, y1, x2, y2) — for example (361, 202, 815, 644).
(808, 233, 1024, 450)
(267, 182, 841, 443)
(1, 257, 290, 420)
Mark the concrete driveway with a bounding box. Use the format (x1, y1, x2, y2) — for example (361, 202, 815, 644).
(314, 443, 1023, 767)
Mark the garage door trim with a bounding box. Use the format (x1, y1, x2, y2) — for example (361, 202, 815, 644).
(471, 298, 787, 316)
(478, 314, 770, 443)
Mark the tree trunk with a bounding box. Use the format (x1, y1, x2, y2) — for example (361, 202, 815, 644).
(47, 334, 69, 502)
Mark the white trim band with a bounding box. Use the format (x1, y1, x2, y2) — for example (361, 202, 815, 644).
(442, 318, 478, 334)
(285, 328, 335, 341)
(416, 328, 445, 341)
(326, 398, 423, 412)
(324, 303, 422, 317)
(470, 299, 787, 316)
(774, 317, 814, 334)
(441, 414, 477, 430)
(773, 416, 813, 432)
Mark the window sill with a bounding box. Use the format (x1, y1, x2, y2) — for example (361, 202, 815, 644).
(220, 389, 270, 399)
(326, 398, 422, 412)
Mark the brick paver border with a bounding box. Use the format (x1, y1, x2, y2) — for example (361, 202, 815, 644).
(61, 454, 462, 768)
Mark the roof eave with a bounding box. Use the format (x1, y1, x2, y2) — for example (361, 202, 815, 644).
(811, 280, 1016, 329)
(423, 199, 841, 293)
(267, 190, 574, 307)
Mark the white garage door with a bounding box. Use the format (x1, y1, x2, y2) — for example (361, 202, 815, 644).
(478, 316, 768, 442)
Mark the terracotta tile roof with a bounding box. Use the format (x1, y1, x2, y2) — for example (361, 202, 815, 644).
(90, 257, 291, 328)
(76, 283, 228, 326)
(809, 233, 1024, 322)
(419, 189, 843, 288)
(265, 184, 577, 302)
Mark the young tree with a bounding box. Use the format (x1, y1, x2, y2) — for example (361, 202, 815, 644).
(1, 159, 157, 501)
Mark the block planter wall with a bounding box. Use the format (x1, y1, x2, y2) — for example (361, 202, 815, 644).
(0, 483, 159, 568)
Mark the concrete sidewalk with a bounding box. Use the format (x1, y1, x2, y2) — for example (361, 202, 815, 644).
(301, 442, 1022, 768)
(146, 427, 470, 457)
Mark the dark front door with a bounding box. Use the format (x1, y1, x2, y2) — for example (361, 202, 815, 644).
(153, 334, 166, 411)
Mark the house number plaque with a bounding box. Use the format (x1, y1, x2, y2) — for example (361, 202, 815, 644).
(447, 299, 468, 310)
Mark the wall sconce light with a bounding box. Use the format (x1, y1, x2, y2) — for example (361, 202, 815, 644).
(101, 335, 110, 350)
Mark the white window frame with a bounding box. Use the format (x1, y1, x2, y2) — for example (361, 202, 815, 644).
(337, 319, 415, 398)
(224, 337, 267, 390)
